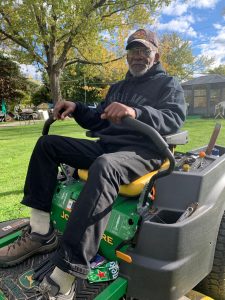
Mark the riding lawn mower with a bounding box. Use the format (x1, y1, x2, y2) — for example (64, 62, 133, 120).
(0, 117, 225, 300)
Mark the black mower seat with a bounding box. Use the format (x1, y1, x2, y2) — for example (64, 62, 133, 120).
(78, 160, 169, 197)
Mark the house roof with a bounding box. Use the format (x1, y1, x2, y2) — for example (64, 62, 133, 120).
(182, 74, 225, 86)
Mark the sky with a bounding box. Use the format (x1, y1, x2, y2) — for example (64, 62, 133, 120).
(153, 0, 225, 68)
(21, 0, 225, 80)
(20, 64, 42, 81)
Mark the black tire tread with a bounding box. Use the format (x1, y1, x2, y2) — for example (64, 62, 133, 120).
(197, 212, 225, 300)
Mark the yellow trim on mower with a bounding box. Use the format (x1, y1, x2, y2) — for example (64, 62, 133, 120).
(185, 290, 214, 300)
(116, 250, 132, 263)
(78, 160, 169, 197)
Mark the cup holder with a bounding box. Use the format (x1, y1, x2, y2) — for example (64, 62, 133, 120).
(150, 210, 184, 224)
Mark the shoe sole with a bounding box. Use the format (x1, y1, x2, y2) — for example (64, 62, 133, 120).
(0, 236, 58, 268)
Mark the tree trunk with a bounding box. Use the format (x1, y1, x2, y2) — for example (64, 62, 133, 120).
(48, 69, 62, 105)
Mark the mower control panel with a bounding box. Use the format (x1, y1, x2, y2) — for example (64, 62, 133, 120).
(174, 151, 218, 173)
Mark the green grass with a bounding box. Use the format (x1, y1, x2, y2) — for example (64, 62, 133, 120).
(0, 119, 86, 222)
(0, 117, 225, 222)
(176, 117, 225, 152)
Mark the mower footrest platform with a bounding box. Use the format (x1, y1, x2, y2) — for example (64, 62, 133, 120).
(0, 251, 110, 300)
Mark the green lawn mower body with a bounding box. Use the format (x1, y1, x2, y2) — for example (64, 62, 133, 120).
(1, 118, 225, 300)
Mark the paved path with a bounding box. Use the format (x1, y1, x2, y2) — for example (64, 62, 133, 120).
(0, 120, 44, 127)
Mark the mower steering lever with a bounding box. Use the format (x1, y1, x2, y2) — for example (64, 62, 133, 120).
(121, 117, 175, 208)
(42, 116, 56, 135)
(42, 116, 175, 170)
(122, 117, 175, 171)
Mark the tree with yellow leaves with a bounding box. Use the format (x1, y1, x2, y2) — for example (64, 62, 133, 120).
(160, 33, 213, 80)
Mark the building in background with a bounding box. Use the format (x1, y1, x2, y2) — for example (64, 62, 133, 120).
(182, 75, 225, 117)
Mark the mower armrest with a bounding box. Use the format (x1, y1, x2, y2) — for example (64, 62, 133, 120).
(86, 130, 188, 146)
(163, 131, 188, 146)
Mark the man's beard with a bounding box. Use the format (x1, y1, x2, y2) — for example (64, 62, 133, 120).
(129, 65, 150, 77)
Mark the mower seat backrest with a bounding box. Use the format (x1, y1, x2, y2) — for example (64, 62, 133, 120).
(163, 130, 188, 147)
(78, 131, 188, 197)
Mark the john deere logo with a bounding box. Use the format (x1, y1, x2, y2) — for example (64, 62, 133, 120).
(19, 270, 37, 289)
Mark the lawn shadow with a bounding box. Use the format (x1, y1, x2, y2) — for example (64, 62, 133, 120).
(0, 190, 23, 197)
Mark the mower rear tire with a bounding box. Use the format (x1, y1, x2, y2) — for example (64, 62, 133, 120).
(197, 210, 225, 300)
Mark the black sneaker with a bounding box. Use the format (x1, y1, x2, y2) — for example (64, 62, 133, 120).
(0, 224, 58, 267)
(37, 276, 76, 300)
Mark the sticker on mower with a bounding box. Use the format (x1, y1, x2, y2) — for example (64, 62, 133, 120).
(65, 199, 74, 212)
(0, 218, 29, 238)
(88, 261, 119, 283)
(19, 269, 37, 289)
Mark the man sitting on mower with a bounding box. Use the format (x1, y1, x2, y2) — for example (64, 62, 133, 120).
(0, 29, 186, 299)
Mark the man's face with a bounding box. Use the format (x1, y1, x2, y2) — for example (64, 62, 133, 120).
(127, 45, 159, 77)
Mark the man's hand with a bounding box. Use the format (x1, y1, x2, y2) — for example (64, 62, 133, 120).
(53, 101, 76, 120)
(101, 102, 136, 123)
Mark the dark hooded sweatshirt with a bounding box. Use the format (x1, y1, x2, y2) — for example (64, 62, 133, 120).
(73, 62, 186, 153)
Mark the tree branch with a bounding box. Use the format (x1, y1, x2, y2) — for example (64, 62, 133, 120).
(55, 0, 112, 71)
(65, 54, 125, 67)
(92, 0, 107, 9)
(101, 2, 146, 19)
(31, 4, 49, 56)
(0, 28, 27, 50)
(55, 35, 74, 71)
(0, 10, 47, 67)
(0, 10, 13, 27)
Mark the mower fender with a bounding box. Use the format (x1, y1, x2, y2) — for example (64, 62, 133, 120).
(120, 151, 225, 300)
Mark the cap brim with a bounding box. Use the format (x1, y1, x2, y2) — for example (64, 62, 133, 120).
(126, 39, 154, 50)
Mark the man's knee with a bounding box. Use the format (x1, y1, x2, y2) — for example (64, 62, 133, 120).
(35, 135, 60, 152)
(88, 155, 122, 190)
(89, 154, 119, 175)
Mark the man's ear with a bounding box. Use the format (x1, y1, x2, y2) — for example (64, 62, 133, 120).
(154, 52, 160, 63)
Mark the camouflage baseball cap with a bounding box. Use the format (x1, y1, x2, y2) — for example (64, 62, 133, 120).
(126, 29, 159, 50)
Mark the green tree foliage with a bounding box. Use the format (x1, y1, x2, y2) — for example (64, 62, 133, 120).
(31, 72, 51, 106)
(31, 85, 51, 106)
(0, 0, 171, 104)
(60, 77, 111, 105)
(0, 53, 28, 105)
(208, 64, 225, 76)
(61, 65, 104, 104)
(60, 58, 127, 104)
(160, 33, 194, 79)
(160, 33, 213, 80)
